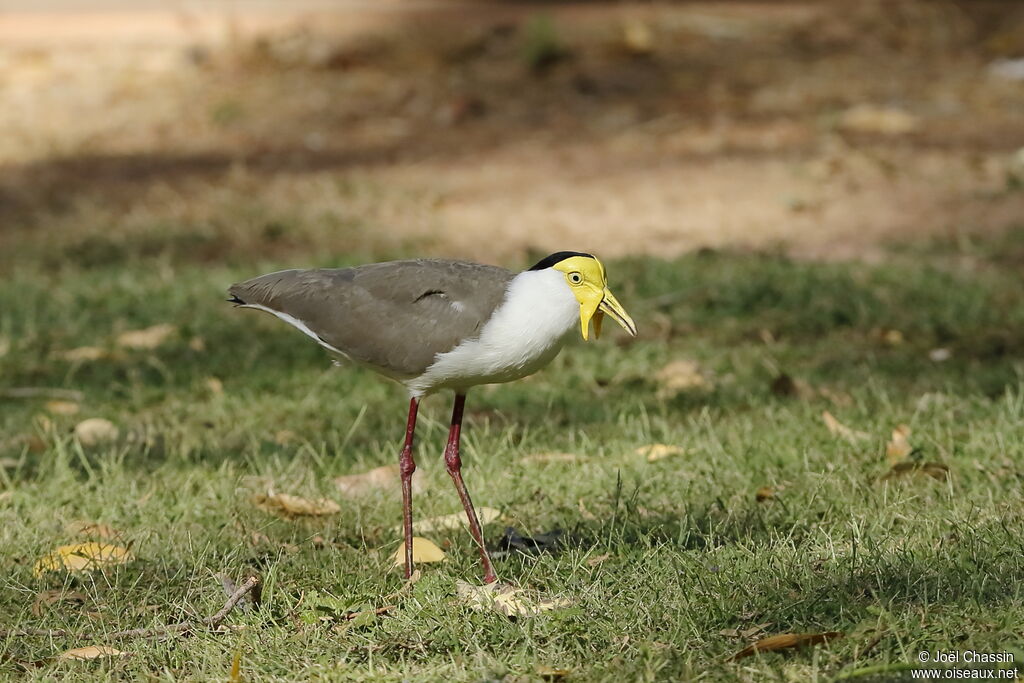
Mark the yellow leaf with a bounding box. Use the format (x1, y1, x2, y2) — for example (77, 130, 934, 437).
(880, 461, 949, 482)
(838, 105, 918, 135)
(537, 664, 571, 679)
(252, 492, 341, 517)
(73, 418, 119, 446)
(45, 400, 80, 416)
(403, 507, 502, 534)
(116, 324, 176, 350)
(335, 464, 400, 496)
(885, 424, 913, 464)
(188, 336, 207, 352)
(61, 346, 107, 362)
(635, 443, 684, 462)
(392, 537, 446, 565)
(520, 452, 587, 464)
(821, 411, 869, 442)
(58, 645, 127, 661)
(456, 581, 570, 617)
(65, 521, 121, 539)
(34, 542, 134, 575)
(205, 377, 224, 395)
(654, 359, 711, 399)
(728, 631, 842, 661)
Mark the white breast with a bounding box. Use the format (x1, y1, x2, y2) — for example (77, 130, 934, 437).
(406, 269, 578, 396)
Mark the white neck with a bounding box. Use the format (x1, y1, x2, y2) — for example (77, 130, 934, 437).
(406, 268, 578, 395)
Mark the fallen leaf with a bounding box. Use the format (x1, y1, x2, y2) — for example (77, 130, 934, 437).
(537, 665, 571, 679)
(34, 542, 134, 575)
(586, 553, 611, 567)
(456, 581, 570, 617)
(273, 430, 297, 445)
(204, 377, 224, 395)
(392, 537, 446, 565)
(728, 631, 843, 661)
(838, 104, 918, 135)
(405, 507, 501, 533)
(654, 359, 712, 398)
(821, 411, 869, 442)
(885, 425, 913, 464)
(880, 461, 949, 482)
(45, 401, 80, 416)
(116, 324, 176, 350)
(252, 492, 341, 517)
(65, 521, 120, 539)
(622, 19, 654, 54)
(770, 374, 814, 399)
(520, 452, 587, 464)
(31, 589, 87, 617)
(61, 347, 107, 362)
(755, 486, 775, 502)
(229, 649, 242, 683)
(635, 443, 685, 462)
(188, 336, 206, 352)
(336, 464, 400, 496)
(73, 418, 119, 446)
(57, 646, 127, 661)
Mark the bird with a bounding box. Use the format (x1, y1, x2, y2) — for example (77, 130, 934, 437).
(227, 251, 636, 583)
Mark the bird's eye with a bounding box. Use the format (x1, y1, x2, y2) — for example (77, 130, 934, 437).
(568, 272, 583, 285)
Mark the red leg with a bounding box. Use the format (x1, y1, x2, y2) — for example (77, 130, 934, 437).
(399, 397, 420, 579)
(444, 393, 498, 583)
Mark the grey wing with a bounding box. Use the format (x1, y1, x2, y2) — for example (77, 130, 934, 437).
(228, 260, 514, 378)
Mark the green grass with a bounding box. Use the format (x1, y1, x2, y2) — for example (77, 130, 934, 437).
(2, 235, 1024, 681)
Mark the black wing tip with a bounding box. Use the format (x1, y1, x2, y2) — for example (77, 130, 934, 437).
(227, 294, 246, 305)
(528, 251, 595, 271)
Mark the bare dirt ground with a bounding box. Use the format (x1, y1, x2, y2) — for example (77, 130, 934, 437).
(2, 1, 1023, 264)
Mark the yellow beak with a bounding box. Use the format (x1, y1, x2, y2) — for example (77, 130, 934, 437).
(580, 287, 637, 341)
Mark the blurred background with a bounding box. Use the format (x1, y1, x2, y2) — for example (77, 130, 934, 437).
(3, 0, 1023, 269)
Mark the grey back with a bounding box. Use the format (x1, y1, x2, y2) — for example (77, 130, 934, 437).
(229, 259, 514, 378)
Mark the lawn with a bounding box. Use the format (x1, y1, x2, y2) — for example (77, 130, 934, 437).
(2, 227, 1023, 681)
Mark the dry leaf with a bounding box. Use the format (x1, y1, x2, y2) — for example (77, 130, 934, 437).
(885, 424, 913, 464)
(456, 581, 570, 617)
(838, 104, 918, 135)
(520, 452, 587, 464)
(821, 411, 869, 442)
(65, 521, 120, 539)
(586, 553, 611, 567)
(116, 324, 176, 350)
(273, 430, 297, 445)
(755, 486, 775, 502)
(188, 336, 207, 352)
(61, 347, 107, 362)
(57, 645, 127, 661)
(31, 589, 87, 617)
(728, 631, 843, 661)
(880, 461, 949, 482)
(252, 492, 341, 517)
(406, 507, 501, 534)
(45, 401, 80, 416)
(336, 464, 400, 496)
(622, 19, 654, 54)
(73, 418, 119, 446)
(34, 542, 134, 575)
(635, 443, 685, 462)
(655, 359, 711, 399)
(204, 377, 224, 395)
(537, 665, 571, 679)
(391, 537, 446, 565)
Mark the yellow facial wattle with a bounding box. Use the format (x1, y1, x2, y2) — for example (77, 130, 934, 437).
(551, 255, 637, 341)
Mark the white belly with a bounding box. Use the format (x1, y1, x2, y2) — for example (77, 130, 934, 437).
(405, 269, 578, 396)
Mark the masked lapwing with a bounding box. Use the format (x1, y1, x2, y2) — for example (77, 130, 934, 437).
(228, 251, 636, 583)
